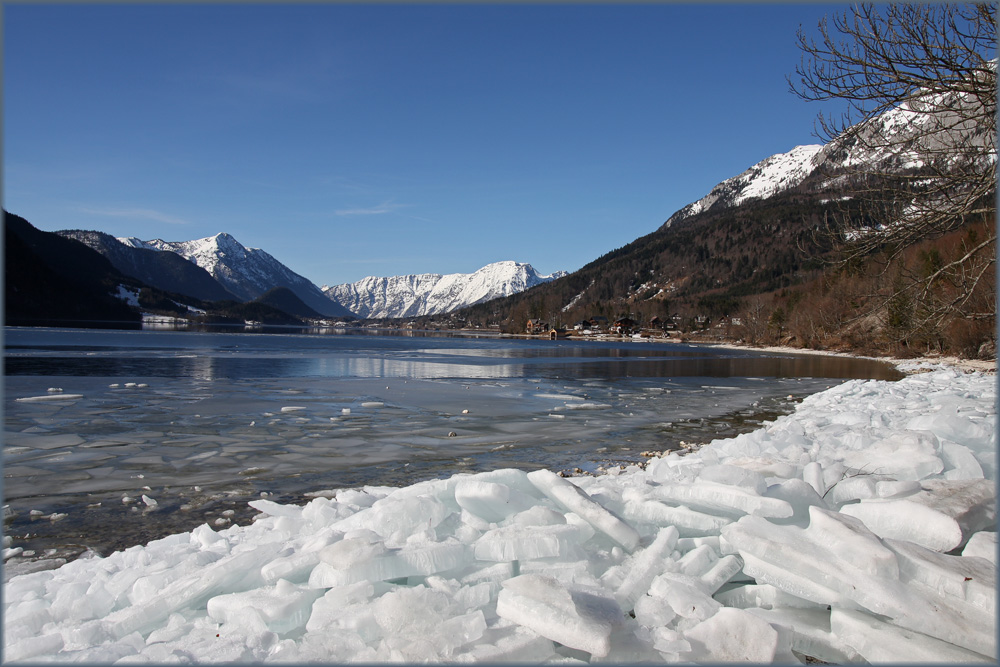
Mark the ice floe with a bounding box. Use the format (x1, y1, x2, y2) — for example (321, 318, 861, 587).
(2, 366, 995, 662)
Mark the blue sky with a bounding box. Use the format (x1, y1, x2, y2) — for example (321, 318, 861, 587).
(4, 3, 852, 287)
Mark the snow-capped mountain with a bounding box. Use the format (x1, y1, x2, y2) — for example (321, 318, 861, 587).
(664, 86, 994, 229)
(324, 261, 567, 319)
(57, 229, 239, 302)
(118, 233, 353, 317)
(663, 145, 824, 227)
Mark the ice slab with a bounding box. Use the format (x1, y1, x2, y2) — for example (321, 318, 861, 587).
(840, 478, 995, 552)
(831, 607, 994, 663)
(602, 525, 678, 611)
(206, 578, 322, 634)
(746, 607, 862, 664)
(623, 496, 733, 536)
(963, 530, 997, 563)
(453, 479, 534, 523)
(715, 582, 828, 611)
(310, 540, 469, 587)
(684, 607, 795, 662)
(14, 394, 85, 403)
(650, 479, 794, 519)
(496, 574, 622, 657)
(473, 524, 582, 562)
(885, 537, 996, 611)
(527, 469, 640, 551)
(836, 431, 944, 481)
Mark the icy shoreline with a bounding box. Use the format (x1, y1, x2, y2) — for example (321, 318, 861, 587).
(3, 364, 996, 663)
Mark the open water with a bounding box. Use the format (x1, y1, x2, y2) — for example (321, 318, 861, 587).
(3, 326, 901, 563)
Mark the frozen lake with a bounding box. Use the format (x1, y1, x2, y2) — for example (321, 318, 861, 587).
(4, 327, 901, 562)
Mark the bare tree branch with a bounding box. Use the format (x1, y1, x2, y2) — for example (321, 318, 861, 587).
(789, 3, 996, 354)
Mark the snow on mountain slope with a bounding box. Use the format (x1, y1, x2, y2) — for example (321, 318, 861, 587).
(664, 144, 824, 227)
(664, 85, 994, 230)
(119, 233, 353, 318)
(324, 261, 567, 319)
(58, 229, 239, 302)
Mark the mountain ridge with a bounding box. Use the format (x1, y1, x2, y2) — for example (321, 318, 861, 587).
(57, 229, 240, 303)
(323, 261, 567, 319)
(117, 233, 353, 318)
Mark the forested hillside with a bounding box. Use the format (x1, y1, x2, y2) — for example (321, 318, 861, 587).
(438, 172, 993, 359)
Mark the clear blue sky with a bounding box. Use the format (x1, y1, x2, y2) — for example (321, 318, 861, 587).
(4, 3, 852, 288)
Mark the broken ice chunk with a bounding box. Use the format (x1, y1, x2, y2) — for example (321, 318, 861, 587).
(675, 535, 720, 553)
(305, 586, 380, 642)
(372, 585, 487, 655)
(526, 469, 639, 551)
(206, 579, 322, 635)
(683, 606, 795, 662)
(473, 524, 582, 562)
(633, 591, 678, 628)
(4, 632, 65, 663)
(837, 430, 944, 481)
(601, 525, 678, 611)
(647, 571, 720, 621)
(874, 479, 923, 498)
(746, 607, 862, 664)
(906, 410, 992, 453)
(841, 500, 962, 552)
(622, 496, 732, 537)
(674, 543, 717, 577)
(962, 531, 997, 564)
(248, 498, 304, 519)
(310, 540, 468, 587)
(15, 394, 84, 402)
(699, 554, 743, 593)
(454, 624, 556, 663)
(831, 607, 994, 663)
(720, 509, 893, 611)
(802, 461, 825, 496)
(940, 441, 986, 480)
(453, 480, 533, 523)
(885, 537, 995, 611)
(496, 574, 622, 658)
(102, 543, 283, 639)
(764, 478, 828, 527)
(826, 475, 877, 505)
(333, 494, 451, 539)
(840, 478, 996, 552)
(724, 507, 996, 657)
(697, 463, 767, 494)
(649, 480, 794, 519)
(714, 583, 828, 611)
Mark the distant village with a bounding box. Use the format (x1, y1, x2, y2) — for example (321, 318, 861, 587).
(522, 314, 738, 341)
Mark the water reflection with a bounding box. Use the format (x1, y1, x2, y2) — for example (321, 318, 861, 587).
(5, 346, 901, 381)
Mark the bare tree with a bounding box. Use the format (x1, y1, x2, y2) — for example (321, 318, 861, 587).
(790, 4, 996, 348)
(738, 296, 770, 345)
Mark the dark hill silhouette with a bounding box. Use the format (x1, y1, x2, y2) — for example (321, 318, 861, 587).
(4, 211, 141, 326)
(254, 287, 324, 319)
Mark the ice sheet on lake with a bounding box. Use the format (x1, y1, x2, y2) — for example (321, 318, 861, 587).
(3, 366, 996, 663)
